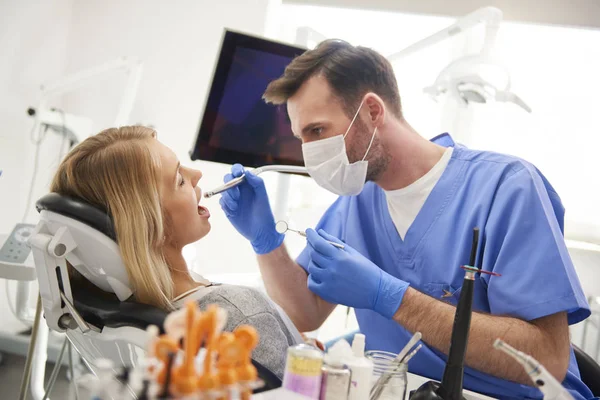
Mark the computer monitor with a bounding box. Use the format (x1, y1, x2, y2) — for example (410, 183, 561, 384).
(190, 29, 307, 168)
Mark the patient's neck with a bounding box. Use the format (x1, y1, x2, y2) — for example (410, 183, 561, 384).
(164, 247, 202, 299)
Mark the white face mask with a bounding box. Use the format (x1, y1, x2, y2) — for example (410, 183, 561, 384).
(302, 101, 377, 196)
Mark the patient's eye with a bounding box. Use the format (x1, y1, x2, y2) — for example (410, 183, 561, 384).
(312, 127, 323, 136)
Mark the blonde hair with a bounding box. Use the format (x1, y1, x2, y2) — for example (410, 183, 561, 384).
(50, 126, 174, 310)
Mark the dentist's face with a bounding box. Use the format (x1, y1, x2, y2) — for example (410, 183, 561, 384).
(287, 75, 356, 145)
(287, 75, 373, 163)
(149, 140, 211, 248)
(287, 74, 389, 181)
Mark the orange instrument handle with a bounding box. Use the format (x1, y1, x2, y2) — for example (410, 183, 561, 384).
(153, 336, 179, 385)
(172, 301, 199, 395)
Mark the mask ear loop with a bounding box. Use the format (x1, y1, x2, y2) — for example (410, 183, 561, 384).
(362, 126, 378, 161)
(343, 99, 365, 139)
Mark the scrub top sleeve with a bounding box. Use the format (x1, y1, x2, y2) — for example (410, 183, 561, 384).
(483, 167, 590, 325)
(296, 199, 348, 272)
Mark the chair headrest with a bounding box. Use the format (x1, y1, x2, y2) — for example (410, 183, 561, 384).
(36, 193, 116, 241)
(34, 192, 133, 300)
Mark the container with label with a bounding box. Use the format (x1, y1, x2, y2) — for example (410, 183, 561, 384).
(282, 343, 324, 399)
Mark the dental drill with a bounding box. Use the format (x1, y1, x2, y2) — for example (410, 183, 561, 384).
(203, 165, 307, 198)
(410, 228, 501, 400)
(410, 228, 480, 400)
(493, 339, 574, 400)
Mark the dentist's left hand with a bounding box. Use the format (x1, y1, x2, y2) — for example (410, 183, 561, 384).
(220, 164, 284, 255)
(306, 229, 409, 319)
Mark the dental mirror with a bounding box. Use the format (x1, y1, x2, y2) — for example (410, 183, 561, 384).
(275, 221, 345, 249)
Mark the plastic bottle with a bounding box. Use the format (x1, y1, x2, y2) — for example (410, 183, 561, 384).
(347, 334, 374, 400)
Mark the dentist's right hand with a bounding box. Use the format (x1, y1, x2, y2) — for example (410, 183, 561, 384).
(219, 164, 284, 254)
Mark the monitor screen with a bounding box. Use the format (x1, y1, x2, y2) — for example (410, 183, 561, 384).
(190, 30, 307, 168)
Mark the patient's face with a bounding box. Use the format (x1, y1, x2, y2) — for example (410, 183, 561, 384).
(149, 139, 211, 247)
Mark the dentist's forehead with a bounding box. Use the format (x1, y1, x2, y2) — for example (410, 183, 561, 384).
(287, 75, 342, 135)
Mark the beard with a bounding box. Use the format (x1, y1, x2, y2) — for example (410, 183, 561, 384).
(346, 118, 391, 182)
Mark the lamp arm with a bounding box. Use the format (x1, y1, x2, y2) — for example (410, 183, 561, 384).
(387, 6, 503, 62)
(38, 56, 143, 127)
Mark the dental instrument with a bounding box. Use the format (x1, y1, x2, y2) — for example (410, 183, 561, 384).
(276, 221, 345, 249)
(402, 344, 423, 365)
(493, 339, 575, 400)
(203, 165, 307, 198)
(409, 229, 502, 400)
(370, 331, 422, 400)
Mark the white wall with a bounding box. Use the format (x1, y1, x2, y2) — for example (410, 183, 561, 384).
(565, 242, 600, 356)
(0, 0, 75, 237)
(0, 0, 75, 333)
(284, 0, 600, 30)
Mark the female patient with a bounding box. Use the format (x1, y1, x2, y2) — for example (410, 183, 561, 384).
(50, 125, 302, 378)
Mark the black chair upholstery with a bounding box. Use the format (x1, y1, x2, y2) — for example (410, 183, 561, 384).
(573, 344, 600, 397)
(71, 284, 168, 334)
(252, 359, 282, 392)
(36, 192, 116, 240)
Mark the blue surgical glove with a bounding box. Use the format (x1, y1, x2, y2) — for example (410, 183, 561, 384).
(219, 164, 284, 254)
(306, 229, 409, 319)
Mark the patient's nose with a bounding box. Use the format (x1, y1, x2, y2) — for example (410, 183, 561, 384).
(190, 168, 203, 187)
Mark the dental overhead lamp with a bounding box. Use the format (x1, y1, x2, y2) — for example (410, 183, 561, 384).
(387, 7, 532, 113)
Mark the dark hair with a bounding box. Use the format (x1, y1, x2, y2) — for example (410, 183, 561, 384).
(263, 39, 402, 118)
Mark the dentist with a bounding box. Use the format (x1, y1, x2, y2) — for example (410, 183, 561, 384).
(219, 39, 592, 399)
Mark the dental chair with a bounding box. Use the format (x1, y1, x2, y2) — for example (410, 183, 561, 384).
(28, 193, 281, 393)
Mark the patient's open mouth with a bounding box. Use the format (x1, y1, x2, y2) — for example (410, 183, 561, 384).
(198, 204, 210, 218)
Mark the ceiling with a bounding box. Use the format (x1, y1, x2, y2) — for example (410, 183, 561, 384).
(283, 0, 600, 30)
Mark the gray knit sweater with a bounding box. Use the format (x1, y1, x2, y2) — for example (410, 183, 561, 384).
(174, 284, 302, 379)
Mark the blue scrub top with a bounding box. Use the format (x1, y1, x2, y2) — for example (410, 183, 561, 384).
(297, 134, 592, 400)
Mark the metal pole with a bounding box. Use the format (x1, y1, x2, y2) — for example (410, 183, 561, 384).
(31, 312, 50, 400)
(18, 294, 42, 400)
(16, 280, 33, 322)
